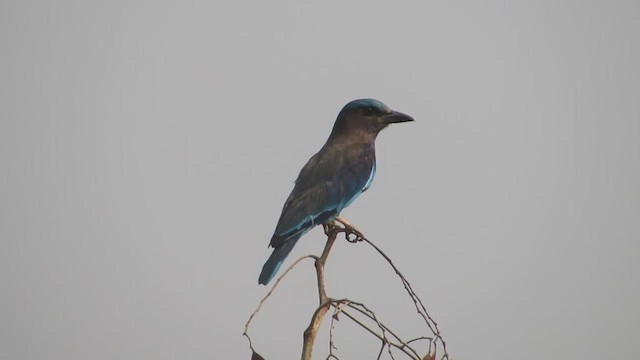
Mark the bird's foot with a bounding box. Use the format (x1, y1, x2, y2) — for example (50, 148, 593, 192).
(322, 222, 338, 236)
(334, 216, 365, 242)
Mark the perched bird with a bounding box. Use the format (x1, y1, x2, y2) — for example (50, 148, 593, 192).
(259, 99, 414, 285)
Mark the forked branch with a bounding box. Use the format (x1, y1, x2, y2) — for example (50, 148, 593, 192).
(243, 220, 449, 360)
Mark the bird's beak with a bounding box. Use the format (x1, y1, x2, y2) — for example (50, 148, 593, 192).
(382, 110, 414, 124)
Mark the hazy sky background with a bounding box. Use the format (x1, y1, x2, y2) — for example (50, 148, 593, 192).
(1, 1, 639, 359)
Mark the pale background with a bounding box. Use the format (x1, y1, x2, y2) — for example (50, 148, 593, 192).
(1, 1, 639, 359)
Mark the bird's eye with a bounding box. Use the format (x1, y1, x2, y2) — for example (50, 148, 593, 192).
(363, 106, 375, 116)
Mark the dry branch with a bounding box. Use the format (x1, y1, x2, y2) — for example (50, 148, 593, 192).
(244, 220, 449, 360)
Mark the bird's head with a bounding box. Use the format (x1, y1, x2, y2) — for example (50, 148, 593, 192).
(330, 99, 414, 142)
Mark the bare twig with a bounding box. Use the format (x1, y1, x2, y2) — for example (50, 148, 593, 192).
(340, 307, 421, 360)
(357, 237, 449, 359)
(346, 302, 421, 359)
(326, 303, 344, 360)
(243, 255, 316, 355)
(301, 229, 339, 359)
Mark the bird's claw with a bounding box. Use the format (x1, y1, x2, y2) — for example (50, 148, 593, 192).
(334, 216, 365, 242)
(323, 217, 365, 241)
(344, 231, 363, 243)
(323, 222, 338, 236)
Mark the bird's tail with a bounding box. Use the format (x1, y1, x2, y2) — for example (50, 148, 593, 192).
(258, 237, 300, 285)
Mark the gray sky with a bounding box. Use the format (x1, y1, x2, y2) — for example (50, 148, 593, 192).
(1, 1, 639, 359)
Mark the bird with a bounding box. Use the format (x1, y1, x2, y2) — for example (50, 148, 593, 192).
(258, 99, 414, 285)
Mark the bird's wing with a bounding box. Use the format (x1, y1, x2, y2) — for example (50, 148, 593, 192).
(269, 144, 374, 248)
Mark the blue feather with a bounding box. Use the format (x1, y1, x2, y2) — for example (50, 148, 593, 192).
(258, 235, 301, 285)
(341, 98, 389, 113)
(363, 161, 376, 192)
